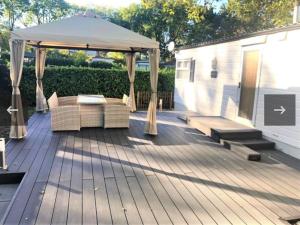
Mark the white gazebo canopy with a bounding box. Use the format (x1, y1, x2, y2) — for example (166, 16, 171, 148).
(9, 14, 160, 139)
(11, 14, 159, 52)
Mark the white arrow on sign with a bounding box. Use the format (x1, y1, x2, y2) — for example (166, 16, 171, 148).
(7, 106, 18, 115)
(273, 106, 286, 115)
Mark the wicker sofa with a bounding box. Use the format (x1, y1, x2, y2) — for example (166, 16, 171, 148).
(47, 92, 80, 131)
(47, 93, 130, 131)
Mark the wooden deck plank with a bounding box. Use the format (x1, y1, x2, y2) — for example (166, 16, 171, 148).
(115, 177, 143, 225)
(6, 113, 41, 158)
(19, 182, 47, 225)
(138, 120, 247, 223)
(126, 176, 158, 225)
(3, 115, 56, 225)
(105, 178, 128, 225)
(98, 130, 114, 179)
(144, 132, 226, 225)
(134, 113, 243, 225)
(67, 132, 83, 225)
(161, 117, 290, 224)
(8, 115, 49, 172)
(82, 179, 98, 225)
(156, 123, 272, 225)
(118, 131, 172, 224)
(109, 129, 135, 177)
(82, 131, 93, 180)
(19, 134, 60, 225)
(51, 180, 71, 225)
(129, 123, 204, 225)
(34, 134, 68, 225)
(102, 130, 145, 224)
(51, 134, 74, 225)
(35, 134, 60, 183)
(4, 111, 300, 225)
(183, 140, 300, 218)
(92, 129, 113, 225)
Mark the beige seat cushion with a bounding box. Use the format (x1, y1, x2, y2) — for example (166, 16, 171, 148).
(122, 94, 129, 105)
(48, 92, 59, 110)
(126, 97, 132, 108)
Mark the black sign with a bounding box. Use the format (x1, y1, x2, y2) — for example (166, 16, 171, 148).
(264, 94, 296, 126)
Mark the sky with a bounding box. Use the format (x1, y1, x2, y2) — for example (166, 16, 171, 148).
(65, 0, 227, 9)
(65, 0, 141, 8)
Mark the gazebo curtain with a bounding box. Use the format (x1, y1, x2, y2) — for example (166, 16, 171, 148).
(9, 39, 27, 139)
(144, 48, 160, 135)
(35, 48, 48, 111)
(125, 52, 136, 112)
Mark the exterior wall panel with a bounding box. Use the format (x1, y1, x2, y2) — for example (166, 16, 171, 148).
(175, 29, 300, 158)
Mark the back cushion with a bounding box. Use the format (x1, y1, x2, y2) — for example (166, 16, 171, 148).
(126, 97, 132, 108)
(48, 92, 59, 110)
(122, 94, 129, 105)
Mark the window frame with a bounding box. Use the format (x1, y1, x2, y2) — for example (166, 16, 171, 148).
(176, 58, 193, 80)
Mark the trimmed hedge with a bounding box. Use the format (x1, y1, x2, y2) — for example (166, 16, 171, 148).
(21, 66, 174, 106)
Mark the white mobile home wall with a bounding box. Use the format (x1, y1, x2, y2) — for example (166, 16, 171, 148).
(175, 28, 300, 158)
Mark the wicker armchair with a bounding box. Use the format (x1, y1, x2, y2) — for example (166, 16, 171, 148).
(104, 104, 130, 128)
(104, 96, 130, 128)
(48, 92, 80, 131)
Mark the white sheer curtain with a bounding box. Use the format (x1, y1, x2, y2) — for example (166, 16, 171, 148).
(144, 48, 160, 135)
(126, 52, 136, 112)
(9, 39, 27, 139)
(35, 48, 48, 112)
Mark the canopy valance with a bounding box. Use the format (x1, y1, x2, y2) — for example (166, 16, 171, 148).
(11, 14, 159, 52)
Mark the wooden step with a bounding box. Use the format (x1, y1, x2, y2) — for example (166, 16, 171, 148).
(211, 128, 262, 142)
(223, 138, 275, 150)
(222, 140, 261, 161)
(238, 139, 275, 150)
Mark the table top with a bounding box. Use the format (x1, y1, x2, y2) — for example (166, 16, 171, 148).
(77, 95, 107, 104)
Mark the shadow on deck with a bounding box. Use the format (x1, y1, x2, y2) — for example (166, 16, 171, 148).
(2, 111, 300, 225)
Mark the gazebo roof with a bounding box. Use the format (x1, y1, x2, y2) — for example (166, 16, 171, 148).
(11, 14, 159, 52)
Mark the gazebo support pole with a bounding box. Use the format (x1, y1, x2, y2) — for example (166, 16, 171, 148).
(144, 48, 160, 135)
(9, 39, 27, 139)
(35, 48, 48, 112)
(125, 52, 137, 112)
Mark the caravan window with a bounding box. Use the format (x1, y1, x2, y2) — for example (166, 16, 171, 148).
(176, 59, 195, 82)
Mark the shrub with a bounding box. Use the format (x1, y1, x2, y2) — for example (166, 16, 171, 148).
(21, 66, 174, 106)
(89, 61, 113, 69)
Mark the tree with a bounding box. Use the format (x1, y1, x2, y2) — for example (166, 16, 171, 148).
(0, 0, 29, 30)
(26, 0, 71, 25)
(0, 26, 10, 51)
(226, 0, 294, 32)
(116, 0, 211, 60)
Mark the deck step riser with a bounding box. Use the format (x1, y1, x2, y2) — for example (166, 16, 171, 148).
(223, 141, 261, 161)
(244, 142, 275, 150)
(211, 130, 262, 142)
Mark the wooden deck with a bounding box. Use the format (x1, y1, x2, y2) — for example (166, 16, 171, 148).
(2, 111, 300, 225)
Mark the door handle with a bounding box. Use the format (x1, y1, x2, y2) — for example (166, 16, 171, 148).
(238, 82, 241, 88)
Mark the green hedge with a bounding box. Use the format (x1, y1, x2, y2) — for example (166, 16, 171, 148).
(21, 66, 174, 106)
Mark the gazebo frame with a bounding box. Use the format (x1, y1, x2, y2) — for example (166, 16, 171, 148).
(9, 14, 160, 139)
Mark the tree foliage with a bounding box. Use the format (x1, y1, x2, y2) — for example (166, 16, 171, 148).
(25, 0, 71, 25)
(0, 0, 297, 60)
(116, 0, 211, 59)
(226, 0, 294, 32)
(0, 0, 29, 30)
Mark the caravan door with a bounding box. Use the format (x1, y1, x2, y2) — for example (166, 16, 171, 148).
(237, 49, 261, 126)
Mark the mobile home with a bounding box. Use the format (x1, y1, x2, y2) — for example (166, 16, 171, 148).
(175, 25, 300, 158)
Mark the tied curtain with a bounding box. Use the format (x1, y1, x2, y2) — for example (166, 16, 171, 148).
(9, 39, 27, 139)
(35, 48, 48, 112)
(144, 48, 160, 135)
(125, 52, 136, 112)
